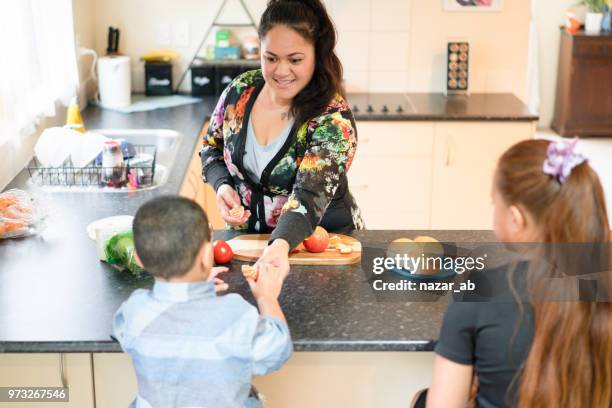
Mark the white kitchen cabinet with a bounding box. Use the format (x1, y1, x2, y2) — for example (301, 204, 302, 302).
(430, 122, 534, 229)
(350, 120, 535, 229)
(0, 353, 94, 408)
(350, 122, 435, 229)
(92, 353, 137, 408)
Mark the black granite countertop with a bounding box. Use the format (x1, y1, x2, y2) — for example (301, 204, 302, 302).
(347, 93, 538, 121)
(0, 97, 503, 353)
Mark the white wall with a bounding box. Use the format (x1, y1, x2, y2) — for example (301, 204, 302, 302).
(87, 0, 532, 98)
(0, 124, 45, 190)
(535, 0, 584, 129)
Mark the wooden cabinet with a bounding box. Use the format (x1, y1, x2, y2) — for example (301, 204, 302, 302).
(0, 348, 435, 408)
(180, 123, 225, 229)
(254, 352, 434, 408)
(350, 120, 534, 229)
(92, 354, 137, 408)
(0, 353, 94, 408)
(552, 30, 612, 137)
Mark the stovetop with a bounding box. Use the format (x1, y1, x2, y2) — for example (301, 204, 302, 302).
(345, 93, 538, 122)
(347, 93, 413, 117)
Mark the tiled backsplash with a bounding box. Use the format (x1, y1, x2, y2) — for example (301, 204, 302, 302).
(82, 0, 530, 98)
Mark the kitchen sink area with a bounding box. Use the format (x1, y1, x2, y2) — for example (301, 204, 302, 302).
(26, 128, 183, 193)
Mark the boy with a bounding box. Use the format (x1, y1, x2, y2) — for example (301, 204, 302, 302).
(112, 195, 292, 408)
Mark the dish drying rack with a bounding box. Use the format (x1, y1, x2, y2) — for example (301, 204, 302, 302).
(27, 145, 157, 188)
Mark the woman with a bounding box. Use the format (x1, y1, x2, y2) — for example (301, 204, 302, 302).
(416, 139, 611, 407)
(201, 0, 363, 272)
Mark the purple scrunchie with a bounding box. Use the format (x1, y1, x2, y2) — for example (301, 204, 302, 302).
(542, 138, 587, 183)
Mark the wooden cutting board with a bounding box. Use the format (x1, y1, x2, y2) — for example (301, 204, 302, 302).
(227, 234, 362, 265)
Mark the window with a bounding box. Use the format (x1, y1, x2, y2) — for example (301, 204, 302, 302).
(0, 0, 79, 145)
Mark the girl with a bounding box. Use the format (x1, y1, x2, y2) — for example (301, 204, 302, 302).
(423, 139, 611, 407)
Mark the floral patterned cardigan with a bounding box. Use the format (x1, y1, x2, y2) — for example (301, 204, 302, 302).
(200, 70, 364, 250)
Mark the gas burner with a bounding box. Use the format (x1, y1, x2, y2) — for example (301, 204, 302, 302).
(347, 94, 410, 118)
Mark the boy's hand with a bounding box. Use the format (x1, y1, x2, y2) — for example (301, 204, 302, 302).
(246, 264, 287, 302)
(207, 266, 229, 293)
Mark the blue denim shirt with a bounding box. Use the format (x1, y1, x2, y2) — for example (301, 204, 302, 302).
(112, 280, 292, 408)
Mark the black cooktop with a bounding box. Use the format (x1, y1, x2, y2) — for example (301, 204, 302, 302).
(346, 93, 538, 122)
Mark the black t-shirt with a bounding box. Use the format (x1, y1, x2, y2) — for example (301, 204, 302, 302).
(434, 263, 534, 408)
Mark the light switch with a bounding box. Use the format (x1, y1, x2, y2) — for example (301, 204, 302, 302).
(156, 23, 171, 47)
(173, 21, 191, 48)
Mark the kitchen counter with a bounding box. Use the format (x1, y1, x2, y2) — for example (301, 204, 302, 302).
(0, 100, 213, 352)
(0, 97, 502, 354)
(348, 92, 538, 121)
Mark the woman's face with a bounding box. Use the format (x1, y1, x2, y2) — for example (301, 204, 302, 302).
(260, 25, 316, 101)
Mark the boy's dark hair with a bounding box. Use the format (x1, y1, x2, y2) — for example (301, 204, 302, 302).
(133, 195, 211, 279)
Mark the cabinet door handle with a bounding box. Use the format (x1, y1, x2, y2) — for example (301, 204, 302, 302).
(59, 353, 68, 388)
(349, 184, 369, 190)
(445, 135, 455, 166)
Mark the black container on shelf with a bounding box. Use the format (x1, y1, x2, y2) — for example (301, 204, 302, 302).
(145, 62, 173, 96)
(191, 65, 216, 96)
(215, 66, 241, 95)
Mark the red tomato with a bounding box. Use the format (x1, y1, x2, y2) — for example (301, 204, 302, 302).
(212, 240, 234, 264)
(302, 226, 330, 253)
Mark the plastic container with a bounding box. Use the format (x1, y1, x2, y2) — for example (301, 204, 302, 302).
(86, 215, 134, 260)
(101, 140, 125, 187)
(216, 66, 241, 95)
(145, 62, 173, 96)
(191, 64, 216, 96)
(65, 96, 86, 133)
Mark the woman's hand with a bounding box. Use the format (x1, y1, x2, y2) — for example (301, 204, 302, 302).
(207, 266, 229, 293)
(216, 184, 250, 226)
(255, 239, 290, 279)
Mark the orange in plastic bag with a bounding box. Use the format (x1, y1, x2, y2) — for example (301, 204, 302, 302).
(0, 189, 45, 239)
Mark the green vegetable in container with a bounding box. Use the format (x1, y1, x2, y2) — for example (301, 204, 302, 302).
(104, 231, 145, 275)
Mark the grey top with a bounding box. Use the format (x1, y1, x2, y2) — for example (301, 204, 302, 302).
(243, 116, 294, 183)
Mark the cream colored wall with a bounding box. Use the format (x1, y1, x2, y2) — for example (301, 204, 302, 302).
(0, 123, 45, 191)
(89, 0, 267, 94)
(407, 0, 531, 100)
(86, 0, 532, 97)
(73, 0, 97, 107)
(535, 0, 584, 129)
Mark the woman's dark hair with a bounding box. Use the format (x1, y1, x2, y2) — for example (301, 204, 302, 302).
(259, 0, 344, 124)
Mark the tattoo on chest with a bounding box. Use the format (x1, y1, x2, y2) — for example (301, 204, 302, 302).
(281, 111, 289, 120)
